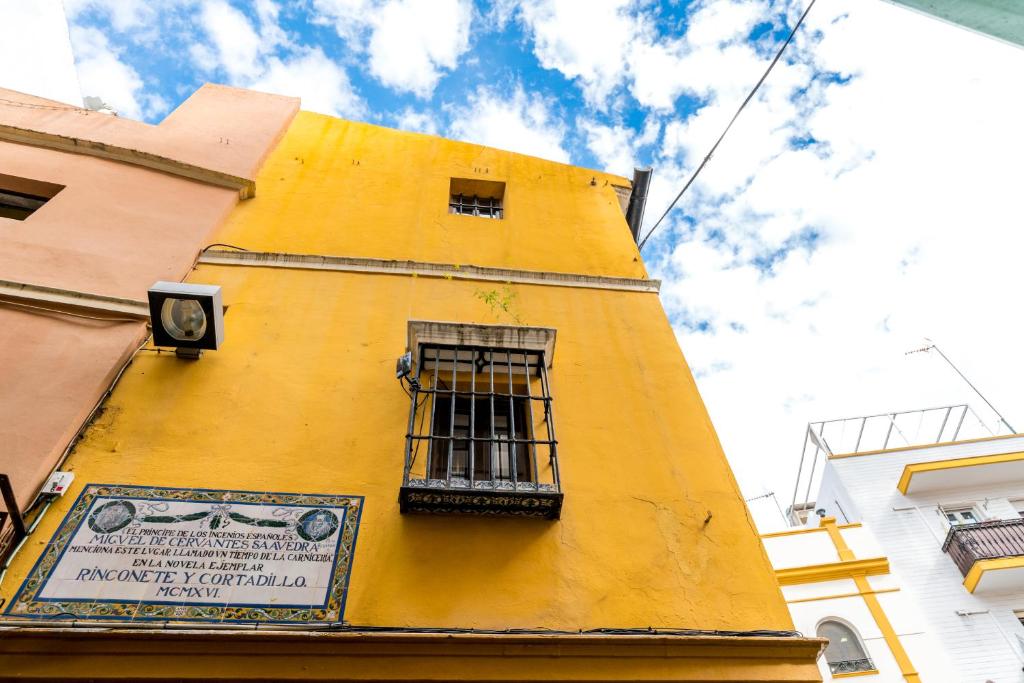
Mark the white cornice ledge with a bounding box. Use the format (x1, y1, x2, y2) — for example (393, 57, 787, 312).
(0, 279, 150, 320)
(408, 320, 556, 367)
(0, 124, 255, 198)
(198, 249, 660, 293)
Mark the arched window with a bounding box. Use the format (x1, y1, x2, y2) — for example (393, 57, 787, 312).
(817, 619, 875, 674)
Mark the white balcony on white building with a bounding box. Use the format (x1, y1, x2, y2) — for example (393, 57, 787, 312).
(781, 404, 1024, 683)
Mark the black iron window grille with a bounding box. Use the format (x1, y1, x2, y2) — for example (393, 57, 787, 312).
(400, 343, 562, 518)
(449, 193, 503, 219)
(817, 620, 875, 676)
(828, 658, 876, 675)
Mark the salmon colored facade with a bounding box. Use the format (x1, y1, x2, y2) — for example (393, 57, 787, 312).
(0, 93, 824, 680)
(0, 85, 298, 509)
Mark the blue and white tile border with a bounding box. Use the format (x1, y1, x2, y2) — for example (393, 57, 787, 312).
(5, 484, 363, 624)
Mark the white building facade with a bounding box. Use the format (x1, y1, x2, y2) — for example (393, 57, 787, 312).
(784, 406, 1024, 682)
(762, 515, 950, 682)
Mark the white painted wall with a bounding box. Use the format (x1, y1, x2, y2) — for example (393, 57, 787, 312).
(763, 530, 840, 569)
(815, 436, 1024, 682)
(767, 521, 953, 681)
(841, 525, 886, 560)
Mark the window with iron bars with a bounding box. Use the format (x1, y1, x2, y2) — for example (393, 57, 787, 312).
(400, 343, 562, 518)
(448, 193, 503, 219)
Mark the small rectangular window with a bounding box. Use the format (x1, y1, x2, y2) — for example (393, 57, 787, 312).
(449, 178, 505, 219)
(944, 506, 979, 526)
(0, 173, 63, 221)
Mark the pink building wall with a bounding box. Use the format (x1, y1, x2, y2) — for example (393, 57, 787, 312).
(0, 85, 298, 509)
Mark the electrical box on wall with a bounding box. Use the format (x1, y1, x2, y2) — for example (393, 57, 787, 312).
(42, 471, 74, 497)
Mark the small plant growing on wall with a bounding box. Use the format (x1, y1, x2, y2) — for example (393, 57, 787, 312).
(475, 285, 524, 325)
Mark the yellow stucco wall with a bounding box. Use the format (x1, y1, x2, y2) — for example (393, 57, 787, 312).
(214, 112, 647, 279)
(0, 112, 794, 635)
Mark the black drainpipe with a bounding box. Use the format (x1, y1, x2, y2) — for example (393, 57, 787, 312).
(625, 167, 652, 244)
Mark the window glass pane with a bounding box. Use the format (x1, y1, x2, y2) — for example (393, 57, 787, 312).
(946, 507, 977, 525)
(817, 620, 868, 664)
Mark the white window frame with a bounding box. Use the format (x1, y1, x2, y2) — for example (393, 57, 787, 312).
(941, 504, 981, 527)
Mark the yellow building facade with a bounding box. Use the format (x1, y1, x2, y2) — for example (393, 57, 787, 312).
(0, 108, 824, 680)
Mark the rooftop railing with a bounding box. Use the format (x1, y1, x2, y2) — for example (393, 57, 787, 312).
(789, 404, 1005, 526)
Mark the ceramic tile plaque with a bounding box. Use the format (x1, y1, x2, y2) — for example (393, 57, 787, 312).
(6, 484, 363, 624)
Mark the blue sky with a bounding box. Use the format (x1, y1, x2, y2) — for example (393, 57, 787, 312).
(60, 0, 792, 173)
(6, 0, 1024, 529)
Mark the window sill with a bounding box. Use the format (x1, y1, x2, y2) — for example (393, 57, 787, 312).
(832, 669, 879, 679)
(399, 483, 562, 519)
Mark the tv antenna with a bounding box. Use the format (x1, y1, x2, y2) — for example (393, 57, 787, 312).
(905, 340, 1015, 434)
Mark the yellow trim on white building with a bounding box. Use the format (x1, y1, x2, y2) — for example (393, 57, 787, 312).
(896, 451, 1024, 494)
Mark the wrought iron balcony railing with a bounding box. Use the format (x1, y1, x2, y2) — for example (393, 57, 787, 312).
(829, 658, 876, 674)
(942, 518, 1024, 577)
(400, 343, 562, 519)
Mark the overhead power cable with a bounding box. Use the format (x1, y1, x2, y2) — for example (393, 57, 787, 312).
(638, 0, 817, 252)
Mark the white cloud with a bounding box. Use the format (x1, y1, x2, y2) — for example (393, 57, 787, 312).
(366, 0, 471, 97)
(518, 0, 637, 107)
(313, 0, 472, 98)
(684, 0, 767, 48)
(196, 0, 265, 82)
(63, 0, 157, 31)
(395, 107, 439, 135)
(186, 1, 364, 118)
(248, 48, 364, 118)
(638, 0, 1024, 522)
(579, 120, 636, 176)
(191, 0, 294, 83)
(515, 0, 781, 112)
(70, 25, 157, 119)
(448, 87, 570, 163)
(310, 0, 374, 44)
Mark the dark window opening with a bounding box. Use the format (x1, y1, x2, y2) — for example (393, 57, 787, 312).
(449, 193, 502, 219)
(0, 190, 48, 221)
(429, 396, 533, 483)
(448, 178, 505, 219)
(0, 173, 64, 221)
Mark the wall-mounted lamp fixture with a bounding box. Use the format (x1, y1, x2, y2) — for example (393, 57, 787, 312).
(395, 351, 419, 392)
(395, 352, 412, 379)
(147, 281, 224, 359)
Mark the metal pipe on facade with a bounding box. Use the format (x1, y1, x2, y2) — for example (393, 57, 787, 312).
(0, 497, 54, 588)
(625, 167, 652, 243)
